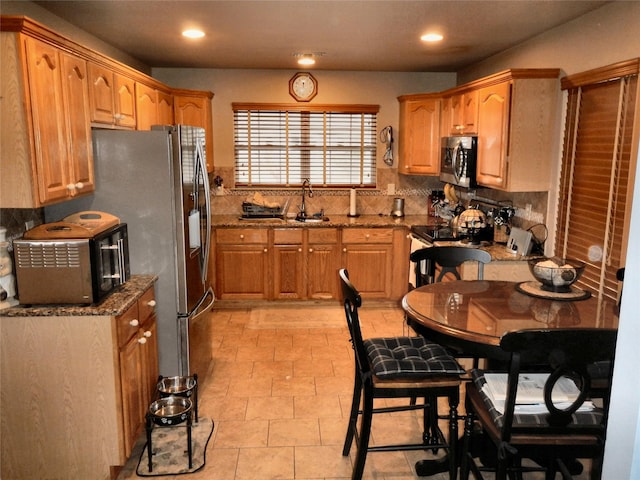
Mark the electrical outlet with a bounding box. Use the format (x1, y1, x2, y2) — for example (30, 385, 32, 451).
(25, 220, 35, 230)
(387, 183, 395, 195)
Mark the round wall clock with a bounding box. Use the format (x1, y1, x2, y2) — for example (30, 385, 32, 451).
(289, 72, 318, 102)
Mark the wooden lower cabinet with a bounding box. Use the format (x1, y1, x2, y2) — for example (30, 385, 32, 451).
(215, 228, 270, 299)
(273, 228, 305, 299)
(0, 282, 157, 480)
(307, 228, 340, 299)
(213, 226, 407, 301)
(341, 228, 394, 299)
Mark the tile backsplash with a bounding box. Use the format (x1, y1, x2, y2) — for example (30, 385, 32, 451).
(0, 208, 44, 245)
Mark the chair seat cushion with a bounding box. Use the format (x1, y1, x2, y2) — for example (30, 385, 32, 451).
(364, 337, 465, 378)
(471, 370, 605, 428)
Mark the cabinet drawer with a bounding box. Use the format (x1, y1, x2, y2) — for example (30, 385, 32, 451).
(273, 228, 303, 244)
(308, 228, 338, 244)
(138, 287, 156, 326)
(116, 301, 140, 348)
(216, 228, 268, 244)
(342, 228, 393, 244)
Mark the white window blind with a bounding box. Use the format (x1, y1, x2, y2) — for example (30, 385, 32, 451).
(233, 103, 379, 187)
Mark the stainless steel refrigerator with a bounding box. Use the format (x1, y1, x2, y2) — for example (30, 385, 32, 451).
(45, 125, 214, 377)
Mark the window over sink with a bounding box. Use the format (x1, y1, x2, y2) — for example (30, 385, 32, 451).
(233, 103, 378, 188)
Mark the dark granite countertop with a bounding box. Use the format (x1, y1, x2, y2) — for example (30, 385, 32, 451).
(213, 214, 533, 262)
(0, 274, 157, 317)
(212, 213, 444, 229)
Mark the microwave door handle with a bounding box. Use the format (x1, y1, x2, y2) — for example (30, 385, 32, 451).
(452, 143, 461, 184)
(116, 237, 127, 284)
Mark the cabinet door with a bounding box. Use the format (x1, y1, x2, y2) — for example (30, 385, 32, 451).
(216, 245, 269, 299)
(120, 332, 145, 456)
(140, 316, 159, 406)
(24, 37, 69, 204)
(399, 97, 441, 175)
(174, 94, 213, 171)
(307, 243, 340, 299)
(88, 63, 115, 124)
(115, 73, 136, 128)
(135, 82, 158, 130)
(462, 90, 479, 134)
(157, 90, 174, 125)
(476, 82, 511, 189)
(273, 244, 305, 299)
(450, 91, 478, 134)
(342, 244, 393, 298)
(60, 51, 94, 196)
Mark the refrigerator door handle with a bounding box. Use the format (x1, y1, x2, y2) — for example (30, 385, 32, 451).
(188, 286, 215, 320)
(196, 139, 212, 285)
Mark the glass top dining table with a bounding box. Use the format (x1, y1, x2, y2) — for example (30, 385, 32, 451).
(402, 280, 620, 362)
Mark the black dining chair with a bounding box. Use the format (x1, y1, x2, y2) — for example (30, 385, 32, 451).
(410, 246, 493, 287)
(460, 328, 617, 480)
(339, 268, 464, 480)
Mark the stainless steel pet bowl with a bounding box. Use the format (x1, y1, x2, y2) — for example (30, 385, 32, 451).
(157, 376, 197, 398)
(148, 396, 193, 425)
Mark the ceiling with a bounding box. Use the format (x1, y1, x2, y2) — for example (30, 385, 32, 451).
(35, 0, 609, 72)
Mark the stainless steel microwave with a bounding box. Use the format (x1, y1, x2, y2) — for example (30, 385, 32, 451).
(14, 223, 130, 305)
(440, 136, 478, 188)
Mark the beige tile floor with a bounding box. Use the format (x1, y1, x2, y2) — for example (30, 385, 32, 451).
(117, 303, 593, 480)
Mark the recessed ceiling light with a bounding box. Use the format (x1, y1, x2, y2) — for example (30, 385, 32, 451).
(421, 33, 444, 43)
(298, 55, 316, 66)
(182, 29, 205, 39)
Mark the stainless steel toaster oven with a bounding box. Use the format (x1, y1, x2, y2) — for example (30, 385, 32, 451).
(14, 223, 130, 305)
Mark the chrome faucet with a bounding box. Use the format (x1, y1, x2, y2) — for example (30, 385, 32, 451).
(297, 178, 313, 220)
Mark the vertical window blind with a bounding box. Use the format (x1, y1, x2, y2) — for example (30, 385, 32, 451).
(557, 61, 638, 301)
(233, 103, 379, 187)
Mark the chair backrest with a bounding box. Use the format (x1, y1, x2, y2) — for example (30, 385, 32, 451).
(498, 328, 617, 434)
(339, 268, 371, 377)
(410, 246, 492, 286)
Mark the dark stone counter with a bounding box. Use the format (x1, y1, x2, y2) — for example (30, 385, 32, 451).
(0, 274, 157, 317)
(212, 213, 442, 229)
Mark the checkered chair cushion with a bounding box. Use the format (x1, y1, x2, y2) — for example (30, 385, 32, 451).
(363, 337, 465, 379)
(471, 369, 605, 428)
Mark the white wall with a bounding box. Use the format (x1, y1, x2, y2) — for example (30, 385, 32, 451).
(153, 68, 455, 170)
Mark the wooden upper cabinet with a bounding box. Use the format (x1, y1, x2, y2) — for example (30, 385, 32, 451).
(60, 51, 95, 197)
(136, 83, 174, 130)
(156, 90, 174, 125)
(475, 73, 560, 191)
(88, 62, 136, 128)
(397, 95, 441, 175)
(0, 33, 94, 207)
(476, 82, 511, 189)
(135, 82, 157, 130)
(24, 36, 69, 204)
(449, 90, 478, 134)
(174, 90, 214, 172)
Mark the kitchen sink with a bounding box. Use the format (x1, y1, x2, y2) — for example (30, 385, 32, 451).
(287, 217, 328, 223)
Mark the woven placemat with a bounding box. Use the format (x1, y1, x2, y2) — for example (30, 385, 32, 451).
(516, 281, 591, 301)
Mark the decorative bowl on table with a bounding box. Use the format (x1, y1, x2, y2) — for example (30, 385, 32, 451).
(157, 376, 197, 398)
(527, 257, 585, 293)
(148, 396, 193, 425)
